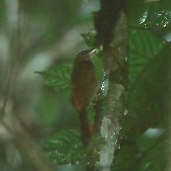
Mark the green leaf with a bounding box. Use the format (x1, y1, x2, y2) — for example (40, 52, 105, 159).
(81, 30, 96, 48)
(36, 65, 72, 89)
(129, 29, 164, 84)
(43, 129, 85, 165)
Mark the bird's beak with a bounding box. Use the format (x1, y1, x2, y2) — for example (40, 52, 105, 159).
(89, 48, 97, 55)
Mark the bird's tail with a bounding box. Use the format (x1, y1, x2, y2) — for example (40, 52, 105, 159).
(79, 110, 91, 146)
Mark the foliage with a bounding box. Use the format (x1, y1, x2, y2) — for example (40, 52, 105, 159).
(36, 65, 72, 89)
(43, 129, 85, 165)
(113, 1, 171, 171)
(38, 0, 171, 170)
(81, 31, 97, 48)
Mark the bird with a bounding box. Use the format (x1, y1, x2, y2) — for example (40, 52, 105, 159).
(71, 49, 97, 146)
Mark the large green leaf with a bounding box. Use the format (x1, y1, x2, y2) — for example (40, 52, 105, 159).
(113, 1, 171, 171)
(43, 129, 85, 165)
(37, 65, 72, 89)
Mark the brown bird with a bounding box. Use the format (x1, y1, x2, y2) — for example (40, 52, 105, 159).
(71, 49, 97, 145)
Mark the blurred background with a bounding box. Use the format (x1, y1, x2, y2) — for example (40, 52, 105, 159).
(0, 0, 100, 170)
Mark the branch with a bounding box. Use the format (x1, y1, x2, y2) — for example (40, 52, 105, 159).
(87, 10, 128, 171)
